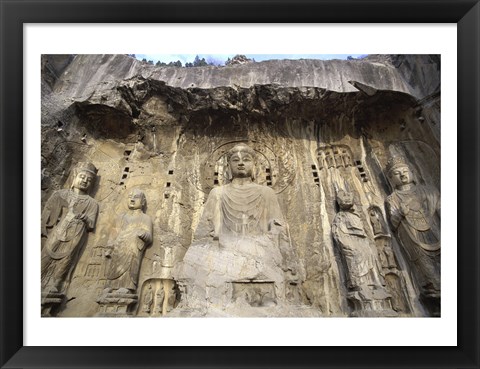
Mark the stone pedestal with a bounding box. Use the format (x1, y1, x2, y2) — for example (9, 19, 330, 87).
(41, 291, 64, 317)
(348, 286, 398, 317)
(96, 292, 138, 317)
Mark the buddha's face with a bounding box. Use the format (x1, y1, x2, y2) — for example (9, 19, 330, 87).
(337, 191, 354, 209)
(390, 165, 412, 187)
(128, 189, 145, 210)
(229, 150, 254, 178)
(72, 171, 95, 192)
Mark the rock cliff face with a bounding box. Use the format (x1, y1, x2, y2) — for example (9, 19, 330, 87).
(41, 54, 440, 317)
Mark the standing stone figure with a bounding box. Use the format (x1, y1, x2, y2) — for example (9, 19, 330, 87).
(176, 143, 299, 313)
(332, 190, 384, 290)
(142, 283, 154, 314)
(332, 190, 395, 316)
(41, 162, 99, 296)
(385, 156, 440, 313)
(105, 188, 153, 294)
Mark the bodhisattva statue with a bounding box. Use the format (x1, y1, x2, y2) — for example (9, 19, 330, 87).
(105, 188, 153, 294)
(332, 190, 384, 291)
(176, 143, 299, 313)
(385, 157, 440, 312)
(41, 162, 99, 296)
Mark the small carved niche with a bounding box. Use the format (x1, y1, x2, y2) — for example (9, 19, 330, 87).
(311, 164, 320, 186)
(355, 160, 369, 182)
(138, 279, 178, 316)
(266, 168, 272, 186)
(317, 145, 354, 170)
(231, 282, 276, 307)
(124, 149, 132, 161)
(119, 166, 130, 185)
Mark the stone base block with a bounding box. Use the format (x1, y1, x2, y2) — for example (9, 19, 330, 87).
(96, 292, 138, 317)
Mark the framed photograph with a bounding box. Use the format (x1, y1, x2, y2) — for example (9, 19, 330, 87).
(1, 0, 479, 368)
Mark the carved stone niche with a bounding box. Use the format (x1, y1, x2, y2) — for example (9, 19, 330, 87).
(136, 278, 178, 317)
(231, 281, 277, 307)
(96, 290, 138, 317)
(197, 140, 295, 194)
(317, 145, 354, 170)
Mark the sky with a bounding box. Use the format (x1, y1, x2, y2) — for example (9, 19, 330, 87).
(134, 54, 367, 66)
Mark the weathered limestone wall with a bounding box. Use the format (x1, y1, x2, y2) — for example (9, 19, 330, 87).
(41, 54, 440, 317)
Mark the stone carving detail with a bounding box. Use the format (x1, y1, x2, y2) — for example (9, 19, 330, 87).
(368, 206, 410, 314)
(332, 190, 396, 317)
(175, 143, 302, 315)
(97, 188, 153, 316)
(41, 162, 99, 316)
(199, 141, 295, 194)
(138, 279, 178, 316)
(385, 156, 440, 315)
(39, 55, 441, 318)
(232, 282, 276, 307)
(317, 145, 354, 170)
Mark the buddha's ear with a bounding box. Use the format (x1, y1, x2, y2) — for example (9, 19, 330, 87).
(251, 161, 257, 181)
(225, 163, 233, 182)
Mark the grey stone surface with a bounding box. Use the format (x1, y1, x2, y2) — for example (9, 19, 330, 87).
(40, 54, 441, 317)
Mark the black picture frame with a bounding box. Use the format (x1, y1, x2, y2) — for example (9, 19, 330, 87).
(1, 1, 479, 368)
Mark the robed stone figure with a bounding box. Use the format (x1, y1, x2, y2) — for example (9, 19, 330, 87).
(41, 162, 99, 295)
(175, 143, 299, 312)
(105, 188, 153, 294)
(385, 156, 440, 313)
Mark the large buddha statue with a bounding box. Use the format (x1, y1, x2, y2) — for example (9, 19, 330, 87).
(385, 156, 440, 314)
(175, 143, 299, 314)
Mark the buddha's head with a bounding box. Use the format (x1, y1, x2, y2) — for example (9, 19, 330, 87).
(336, 189, 354, 210)
(226, 143, 256, 180)
(386, 156, 413, 188)
(71, 162, 97, 193)
(128, 188, 146, 211)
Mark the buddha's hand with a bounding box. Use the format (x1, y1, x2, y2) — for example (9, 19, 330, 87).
(104, 246, 113, 258)
(399, 203, 410, 216)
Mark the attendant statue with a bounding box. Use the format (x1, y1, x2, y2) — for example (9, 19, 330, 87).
(41, 162, 99, 295)
(176, 143, 299, 311)
(142, 283, 154, 313)
(332, 190, 395, 316)
(105, 188, 153, 294)
(385, 157, 440, 308)
(332, 190, 384, 291)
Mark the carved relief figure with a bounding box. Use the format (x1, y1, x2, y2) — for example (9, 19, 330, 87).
(369, 208, 384, 236)
(332, 190, 384, 290)
(334, 149, 343, 168)
(142, 283, 154, 313)
(105, 188, 153, 294)
(177, 143, 299, 311)
(332, 190, 395, 316)
(385, 157, 440, 309)
(342, 149, 353, 167)
(41, 162, 99, 295)
(324, 148, 335, 168)
(154, 286, 165, 314)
